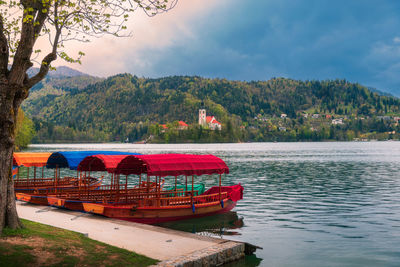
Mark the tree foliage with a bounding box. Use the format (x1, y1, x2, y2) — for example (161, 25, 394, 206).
(14, 108, 35, 150)
(23, 74, 400, 143)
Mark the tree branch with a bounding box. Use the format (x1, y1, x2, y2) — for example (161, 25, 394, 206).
(25, 52, 56, 89)
(33, 11, 48, 42)
(10, 1, 49, 85)
(25, 25, 61, 89)
(9, 7, 36, 84)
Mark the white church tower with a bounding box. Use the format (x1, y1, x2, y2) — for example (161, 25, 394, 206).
(199, 109, 206, 126)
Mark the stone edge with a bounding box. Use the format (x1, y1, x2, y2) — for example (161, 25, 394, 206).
(153, 241, 245, 267)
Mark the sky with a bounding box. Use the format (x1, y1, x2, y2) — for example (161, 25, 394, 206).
(54, 0, 400, 95)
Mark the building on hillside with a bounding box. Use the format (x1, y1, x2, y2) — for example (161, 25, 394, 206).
(199, 109, 222, 130)
(199, 109, 206, 125)
(178, 121, 188, 130)
(281, 113, 287, 118)
(331, 119, 343, 125)
(377, 116, 391, 120)
(160, 124, 168, 133)
(206, 116, 222, 130)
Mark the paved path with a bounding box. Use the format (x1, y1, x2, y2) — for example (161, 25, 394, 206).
(16, 201, 240, 263)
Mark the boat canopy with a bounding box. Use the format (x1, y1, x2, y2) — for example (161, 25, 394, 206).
(12, 166, 19, 177)
(78, 154, 229, 176)
(116, 154, 229, 176)
(13, 152, 52, 167)
(77, 155, 133, 173)
(46, 151, 141, 170)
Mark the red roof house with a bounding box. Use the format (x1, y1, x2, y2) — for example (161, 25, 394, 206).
(178, 121, 188, 130)
(206, 116, 222, 130)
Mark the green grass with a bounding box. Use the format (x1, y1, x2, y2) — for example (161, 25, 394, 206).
(0, 243, 36, 267)
(0, 219, 158, 267)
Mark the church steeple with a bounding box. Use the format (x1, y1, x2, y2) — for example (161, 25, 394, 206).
(199, 108, 206, 126)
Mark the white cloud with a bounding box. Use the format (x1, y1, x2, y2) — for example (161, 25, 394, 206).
(50, 0, 227, 77)
(394, 37, 400, 44)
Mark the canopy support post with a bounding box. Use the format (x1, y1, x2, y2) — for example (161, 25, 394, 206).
(175, 176, 177, 196)
(116, 174, 120, 203)
(42, 167, 44, 179)
(126, 175, 128, 202)
(55, 165, 58, 194)
(156, 176, 160, 207)
(78, 171, 81, 198)
(147, 175, 150, 194)
(77, 170, 80, 192)
(219, 174, 222, 202)
(191, 175, 194, 207)
(33, 166, 36, 184)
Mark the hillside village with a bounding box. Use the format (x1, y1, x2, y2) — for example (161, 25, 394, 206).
(155, 109, 222, 134)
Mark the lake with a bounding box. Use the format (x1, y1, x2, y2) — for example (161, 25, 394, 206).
(28, 142, 400, 266)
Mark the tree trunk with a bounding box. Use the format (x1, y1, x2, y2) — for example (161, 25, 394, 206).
(0, 83, 23, 232)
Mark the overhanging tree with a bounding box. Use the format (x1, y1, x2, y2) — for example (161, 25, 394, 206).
(0, 0, 177, 233)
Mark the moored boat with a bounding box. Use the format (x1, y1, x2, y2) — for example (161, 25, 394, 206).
(14, 151, 140, 206)
(13, 152, 100, 192)
(79, 154, 243, 224)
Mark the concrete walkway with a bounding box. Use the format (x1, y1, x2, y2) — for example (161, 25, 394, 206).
(16, 201, 244, 265)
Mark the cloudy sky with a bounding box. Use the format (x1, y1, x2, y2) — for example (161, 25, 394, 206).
(57, 0, 400, 95)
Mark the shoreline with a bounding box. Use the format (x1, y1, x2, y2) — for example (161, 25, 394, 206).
(29, 139, 397, 145)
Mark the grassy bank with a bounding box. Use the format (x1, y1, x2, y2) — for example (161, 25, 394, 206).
(0, 219, 158, 267)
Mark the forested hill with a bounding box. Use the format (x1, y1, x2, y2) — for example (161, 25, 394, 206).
(24, 73, 400, 143)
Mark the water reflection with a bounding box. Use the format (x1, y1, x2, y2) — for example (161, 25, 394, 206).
(157, 211, 244, 238)
(224, 255, 263, 267)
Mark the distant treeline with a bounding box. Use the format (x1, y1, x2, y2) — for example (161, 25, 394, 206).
(19, 74, 400, 143)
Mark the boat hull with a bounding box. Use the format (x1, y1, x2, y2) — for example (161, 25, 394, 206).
(47, 196, 86, 211)
(15, 193, 49, 206)
(83, 199, 237, 224)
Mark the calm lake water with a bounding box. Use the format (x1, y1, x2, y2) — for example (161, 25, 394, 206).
(28, 142, 400, 267)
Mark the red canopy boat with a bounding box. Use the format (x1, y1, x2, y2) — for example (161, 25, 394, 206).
(79, 154, 243, 224)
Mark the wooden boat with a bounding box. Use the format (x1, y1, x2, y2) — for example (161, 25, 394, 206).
(76, 154, 244, 224)
(13, 152, 86, 193)
(45, 154, 158, 211)
(84, 185, 242, 224)
(15, 176, 104, 206)
(46, 182, 160, 211)
(14, 151, 140, 206)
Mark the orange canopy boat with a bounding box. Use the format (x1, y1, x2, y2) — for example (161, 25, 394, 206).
(13, 152, 100, 194)
(14, 151, 139, 205)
